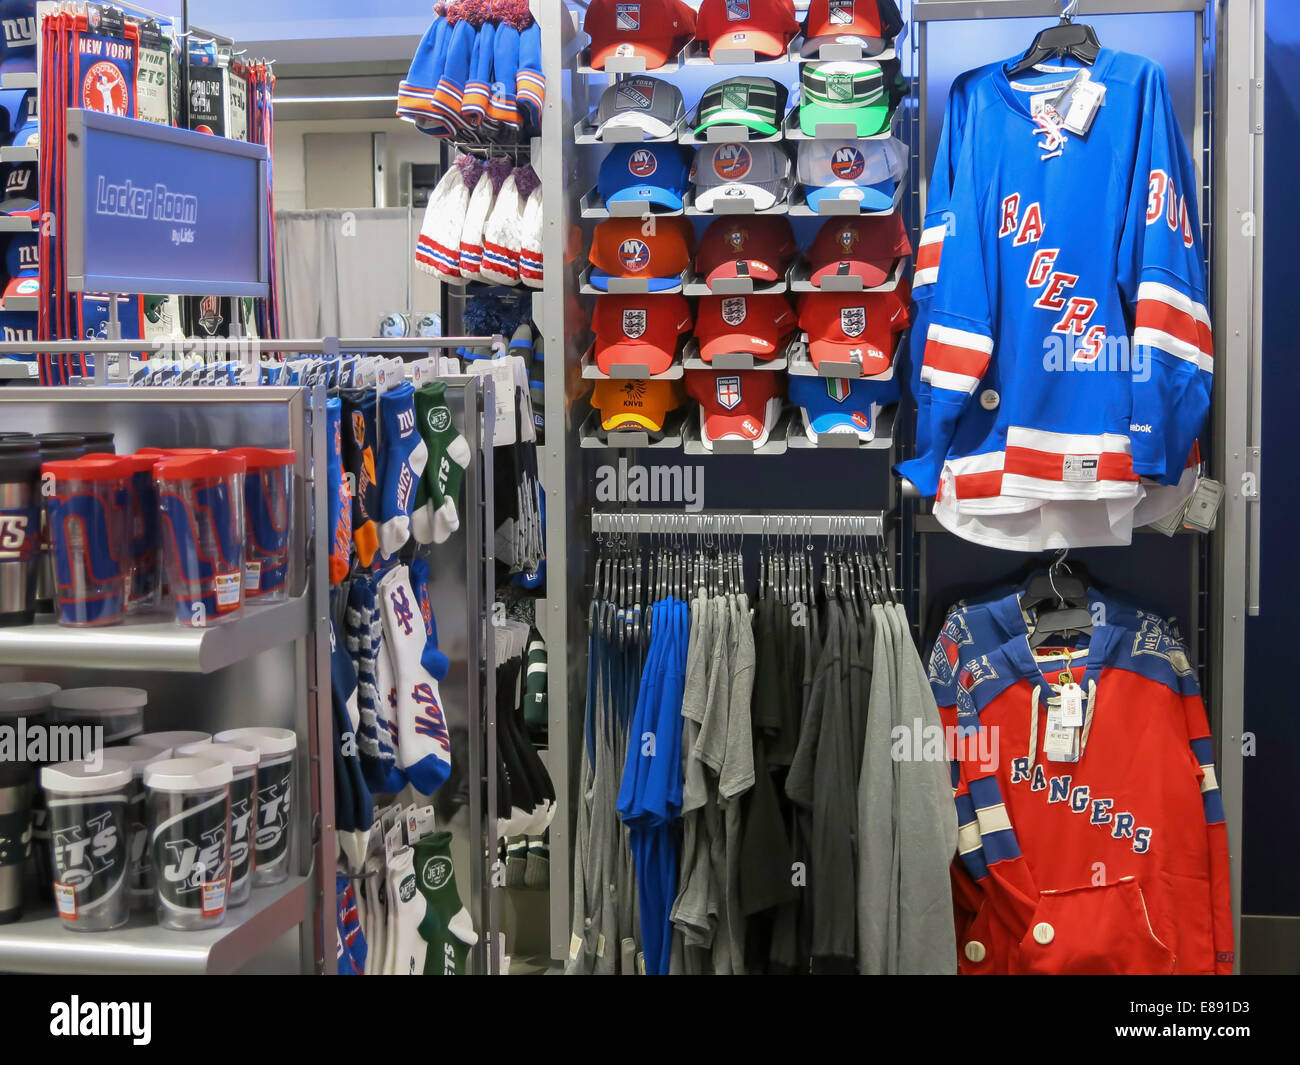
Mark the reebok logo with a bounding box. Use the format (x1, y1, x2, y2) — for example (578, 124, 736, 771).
(1129, 423, 1153, 433)
(50, 997, 151, 1045)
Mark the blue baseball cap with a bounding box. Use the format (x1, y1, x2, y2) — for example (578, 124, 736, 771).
(789, 372, 898, 442)
(597, 143, 690, 210)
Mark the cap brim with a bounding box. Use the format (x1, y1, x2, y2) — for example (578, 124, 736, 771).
(694, 113, 780, 139)
(591, 40, 674, 70)
(699, 331, 779, 360)
(692, 182, 781, 211)
(3, 277, 37, 299)
(602, 409, 668, 432)
(810, 258, 892, 288)
(702, 258, 780, 284)
(0, 200, 39, 219)
(710, 30, 787, 59)
(699, 405, 773, 447)
(805, 179, 896, 212)
(594, 339, 676, 375)
(798, 102, 890, 137)
(605, 185, 685, 210)
(589, 268, 683, 292)
(799, 34, 888, 59)
(596, 112, 677, 139)
(809, 338, 892, 375)
(804, 404, 879, 442)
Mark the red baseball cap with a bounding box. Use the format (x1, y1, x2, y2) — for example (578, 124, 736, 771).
(696, 0, 800, 60)
(593, 293, 693, 374)
(801, 0, 895, 58)
(695, 216, 798, 285)
(695, 293, 795, 360)
(685, 368, 786, 448)
(806, 213, 912, 288)
(590, 216, 695, 289)
(585, 0, 697, 70)
(798, 288, 909, 374)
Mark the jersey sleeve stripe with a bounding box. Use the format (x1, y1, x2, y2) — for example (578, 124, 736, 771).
(1134, 326, 1215, 375)
(920, 367, 981, 394)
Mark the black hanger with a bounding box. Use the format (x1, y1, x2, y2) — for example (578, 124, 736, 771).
(1005, 1, 1100, 80)
(1024, 551, 1094, 648)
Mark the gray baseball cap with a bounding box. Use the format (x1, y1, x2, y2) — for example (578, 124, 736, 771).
(595, 76, 685, 139)
(690, 141, 792, 211)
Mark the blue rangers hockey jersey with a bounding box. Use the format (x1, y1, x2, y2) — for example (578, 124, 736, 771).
(905, 52, 1211, 550)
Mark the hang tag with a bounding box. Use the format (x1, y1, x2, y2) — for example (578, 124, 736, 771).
(383, 822, 402, 862)
(1183, 476, 1225, 533)
(1059, 74, 1105, 135)
(1058, 681, 1084, 727)
(1043, 708, 1077, 763)
(414, 805, 436, 840)
(1148, 495, 1191, 537)
(403, 802, 419, 845)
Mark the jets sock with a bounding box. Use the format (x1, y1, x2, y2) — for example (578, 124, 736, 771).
(412, 381, 472, 544)
(378, 565, 453, 796)
(524, 837, 549, 890)
(413, 832, 478, 974)
(384, 845, 428, 975)
(341, 390, 381, 567)
(377, 381, 428, 559)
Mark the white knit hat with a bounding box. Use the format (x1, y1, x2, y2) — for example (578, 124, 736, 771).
(415, 154, 476, 281)
(517, 165, 543, 290)
(459, 156, 512, 282)
(479, 167, 525, 286)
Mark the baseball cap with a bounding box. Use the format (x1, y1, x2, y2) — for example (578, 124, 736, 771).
(592, 378, 684, 434)
(690, 141, 792, 211)
(598, 143, 691, 210)
(798, 60, 896, 137)
(0, 162, 38, 219)
(797, 136, 907, 211)
(594, 76, 685, 139)
(590, 216, 695, 290)
(5, 90, 36, 148)
(798, 288, 909, 374)
(584, 0, 697, 70)
(789, 373, 897, 442)
(695, 215, 797, 284)
(693, 76, 788, 140)
(3, 230, 36, 302)
(695, 293, 796, 360)
(800, 0, 901, 59)
(0, 1, 37, 77)
(806, 213, 911, 288)
(696, 0, 799, 60)
(685, 369, 785, 449)
(593, 293, 692, 375)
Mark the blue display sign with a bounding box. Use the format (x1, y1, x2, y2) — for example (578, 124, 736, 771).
(64, 109, 270, 297)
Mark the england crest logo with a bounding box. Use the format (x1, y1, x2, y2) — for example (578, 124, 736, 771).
(622, 309, 648, 338)
(721, 297, 748, 326)
(615, 4, 641, 31)
(618, 239, 652, 272)
(726, 0, 751, 20)
(716, 375, 742, 410)
(840, 306, 866, 337)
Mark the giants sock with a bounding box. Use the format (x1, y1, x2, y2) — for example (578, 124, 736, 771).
(326, 396, 352, 584)
(409, 556, 451, 680)
(377, 381, 428, 559)
(378, 565, 453, 795)
(412, 381, 472, 544)
(384, 846, 428, 975)
(413, 832, 478, 975)
(341, 390, 380, 567)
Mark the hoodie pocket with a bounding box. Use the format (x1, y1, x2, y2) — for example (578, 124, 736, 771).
(1018, 876, 1176, 975)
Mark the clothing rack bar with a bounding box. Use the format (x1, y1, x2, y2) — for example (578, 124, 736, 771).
(591, 511, 886, 537)
(910, 0, 1204, 20)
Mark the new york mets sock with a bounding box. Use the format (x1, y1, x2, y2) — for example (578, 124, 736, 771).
(377, 381, 428, 559)
(410, 556, 451, 680)
(377, 564, 453, 796)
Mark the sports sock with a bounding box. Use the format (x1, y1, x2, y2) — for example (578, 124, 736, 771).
(341, 390, 381, 567)
(524, 837, 549, 889)
(370, 593, 408, 794)
(378, 565, 453, 796)
(412, 381, 472, 544)
(377, 381, 428, 559)
(326, 397, 353, 583)
(336, 872, 367, 974)
(506, 839, 528, 886)
(413, 831, 478, 974)
(361, 853, 387, 974)
(409, 556, 451, 680)
(384, 845, 429, 975)
(345, 577, 397, 793)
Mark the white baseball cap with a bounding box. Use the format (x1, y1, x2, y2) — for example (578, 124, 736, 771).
(796, 136, 907, 211)
(690, 141, 792, 212)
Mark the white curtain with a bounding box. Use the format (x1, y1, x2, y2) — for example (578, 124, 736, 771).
(274, 208, 418, 338)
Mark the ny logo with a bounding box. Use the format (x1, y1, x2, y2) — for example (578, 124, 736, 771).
(390, 586, 415, 635)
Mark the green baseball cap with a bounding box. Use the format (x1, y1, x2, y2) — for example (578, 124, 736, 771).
(693, 76, 788, 140)
(798, 60, 894, 137)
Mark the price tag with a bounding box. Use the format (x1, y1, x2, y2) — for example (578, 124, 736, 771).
(1059, 681, 1084, 727)
(1043, 708, 1077, 763)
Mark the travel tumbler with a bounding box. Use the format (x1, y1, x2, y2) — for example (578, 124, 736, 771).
(0, 436, 42, 626)
(144, 756, 232, 930)
(226, 448, 295, 603)
(42, 456, 133, 626)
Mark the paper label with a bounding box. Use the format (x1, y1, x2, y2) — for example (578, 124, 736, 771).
(215, 571, 242, 607)
(1058, 681, 1084, 727)
(242, 560, 261, 593)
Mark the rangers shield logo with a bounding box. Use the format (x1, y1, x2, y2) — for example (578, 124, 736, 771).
(622, 309, 648, 338)
(840, 306, 866, 338)
(828, 73, 855, 102)
(716, 375, 742, 410)
(829, 0, 855, 25)
(83, 62, 129, 116)
(726, 0, 751, 20)
(722, 83, 752, 112)
(831, 146, 865, 180)
(615, 4, 641, 31)
(712, 143, 752, 180)
(617, 82, 653, 110)
(721, 297, 747, 326)
(628, 149, 657, 177)
(618, 239, 652, 272)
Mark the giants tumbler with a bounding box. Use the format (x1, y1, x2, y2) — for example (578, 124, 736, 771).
(154, 453, 248, 627)
(0, 436, 42, 627)
(34, 434, 86, 614)
(41, 457, 132, 627)
(83, 453, 160, 614)
(226, 448, 295, 603)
